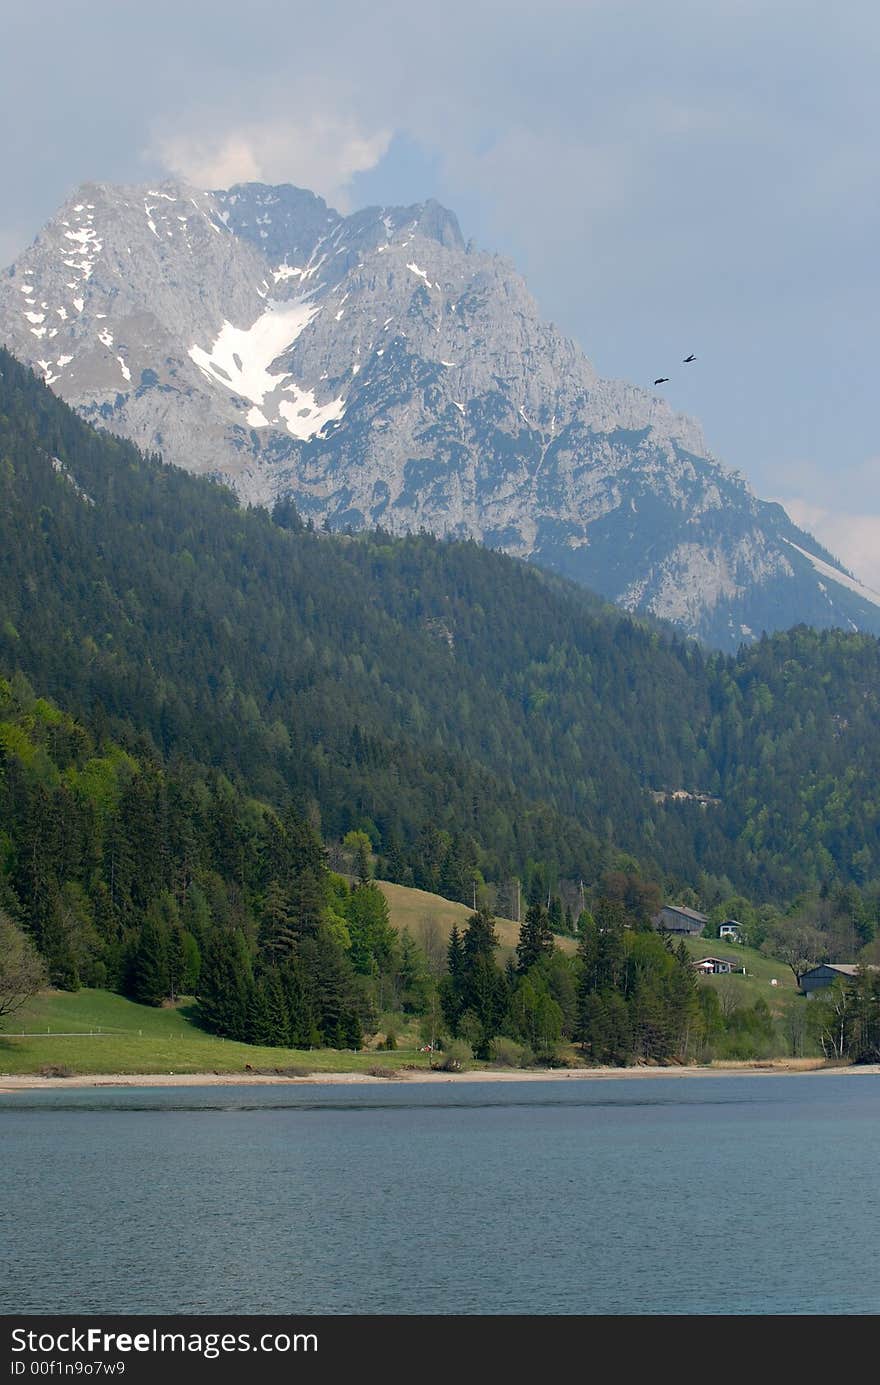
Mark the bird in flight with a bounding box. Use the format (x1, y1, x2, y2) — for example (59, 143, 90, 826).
(653, 377, 669, 385)
(683, 354, 697, 363)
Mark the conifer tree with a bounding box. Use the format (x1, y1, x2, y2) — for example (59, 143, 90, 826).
(342, 1008, 363, 1050)
(447, 924, 466, 982)
(516, 900, 554, 973)
(129, 916, 169, 1007)
(280, 956, 317, 1048)
(394, 928, 431, 1013)
(198, 930, 251, 1040)
(166, 927, 186, 1003)
(345, 883, 396, 974)
(245, 978, 273, 1045)
(440, 925, 467, 1034)
(40, 895, 81, 992)
(263, 968, 291, 1046)
(463, 908, 498, 965)
(258, 880, 296, 963)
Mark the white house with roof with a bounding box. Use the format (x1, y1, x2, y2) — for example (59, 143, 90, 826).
(693, 956, 744, 976)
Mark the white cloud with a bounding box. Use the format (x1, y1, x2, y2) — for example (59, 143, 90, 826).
(154, 116, 390, 208)
(773, 453, 880, 587)
(780, 498, 880, 592)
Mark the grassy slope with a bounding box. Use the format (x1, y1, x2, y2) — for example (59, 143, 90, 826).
(679, 935, 800, 1017)
(0, 989, 420, 1077)
(377, 880, 578, 958)
(0, 881, 576, 1076)
(378, 881, 791, 1012)
(0, 892, 796, 1077)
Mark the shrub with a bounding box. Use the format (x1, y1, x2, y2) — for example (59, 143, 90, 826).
(435, 1039, 472, 1071)
(489, 1036, 526, 1067)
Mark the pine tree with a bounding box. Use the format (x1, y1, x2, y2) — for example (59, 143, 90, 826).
(441, 925, 467, 1034)
(245, 979, 273, 1045)
(40, 894, 81, 992)
(263, 968, 291, 1046)
(447, 924, 466, 983)
(280, 956, 317, 1048)
(463, 908, 498, 965)
(342, 1008, 363, 1050)
(394, 928, 431, 1013)
(167, 927, 186, 1002)
(130, 916, 169, 1007)
(258, 880, 296, 963)
(461, 954, 506, 1056)
(345, 882, 396, 974)
(198, 930, 251, 1040)
(516, 900, 554, 973)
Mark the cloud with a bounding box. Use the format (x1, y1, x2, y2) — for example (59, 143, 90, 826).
(780, 498, 880, 592)
(774, 455, 880, 588)
(3, 0, 880, 514)
(153, 115, 391, 208)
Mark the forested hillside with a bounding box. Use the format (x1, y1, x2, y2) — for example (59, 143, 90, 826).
(0, 675, 714, 1065)
(1, 347, 880, 908)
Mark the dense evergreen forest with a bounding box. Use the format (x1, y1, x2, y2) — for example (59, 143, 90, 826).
(1, 673, 875, 1062)
(2, 348, 879, 1061)
(0, 673, 712, 1061)
(2, 348, 879, 912)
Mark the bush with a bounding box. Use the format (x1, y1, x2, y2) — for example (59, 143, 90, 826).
(489, 1036, 539, 1068)
(488, 1036, 524, 1067)
(435, 1039, 472, 1071)
(533, 1042, 567, 1067)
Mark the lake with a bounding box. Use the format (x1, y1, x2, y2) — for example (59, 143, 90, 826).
(2, 1075, 878, 1315)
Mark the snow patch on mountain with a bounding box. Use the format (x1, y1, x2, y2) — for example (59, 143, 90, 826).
(3, 177, 880, 647)
(784, 540, 880, 610)
(278, 386, 345, 439)
(188, 298, 319, 405)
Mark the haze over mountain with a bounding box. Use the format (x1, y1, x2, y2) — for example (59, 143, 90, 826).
(3, 178, 879, 649)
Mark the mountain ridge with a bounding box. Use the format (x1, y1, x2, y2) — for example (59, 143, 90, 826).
(2, 177, 879, 648)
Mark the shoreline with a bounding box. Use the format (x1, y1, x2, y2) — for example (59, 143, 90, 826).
(2, 1058, 877, 1091)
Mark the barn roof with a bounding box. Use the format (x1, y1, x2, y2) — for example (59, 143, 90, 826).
(800, 963, 860, 980)
(661, 904, 708, 923)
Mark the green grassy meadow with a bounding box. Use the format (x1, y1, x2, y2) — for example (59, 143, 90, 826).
(679, 934, 799, 1016)
(0, 988, 423, 1077)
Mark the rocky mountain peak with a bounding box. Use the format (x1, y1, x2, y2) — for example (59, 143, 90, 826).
(2, 177, 879, 648)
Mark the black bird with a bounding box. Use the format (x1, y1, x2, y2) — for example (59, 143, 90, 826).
(653, 377, 669, 385)
(683, 354, 697, 363)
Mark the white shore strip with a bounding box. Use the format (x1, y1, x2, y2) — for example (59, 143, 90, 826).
(2, 1061, 878, 1091)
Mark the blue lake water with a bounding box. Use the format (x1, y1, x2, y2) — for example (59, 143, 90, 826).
(2, 1075, 879, 1315)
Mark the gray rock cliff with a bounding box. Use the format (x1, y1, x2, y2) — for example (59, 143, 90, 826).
(3, 178, 879, 648)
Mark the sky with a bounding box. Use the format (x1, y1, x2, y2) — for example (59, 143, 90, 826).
(2, 0, 879, 583)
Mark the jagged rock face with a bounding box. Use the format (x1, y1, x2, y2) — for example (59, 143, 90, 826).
(2, 178, 879, 648)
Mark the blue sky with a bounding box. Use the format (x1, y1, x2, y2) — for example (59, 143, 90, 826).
(2, 0, 879, 581)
